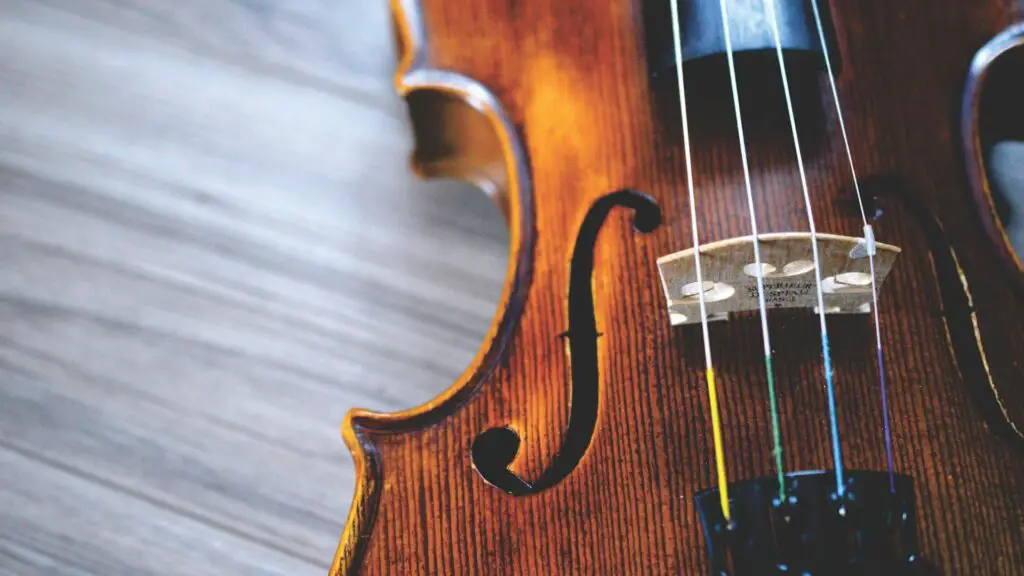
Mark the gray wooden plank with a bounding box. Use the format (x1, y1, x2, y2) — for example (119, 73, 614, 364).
(0, 446, 319, 576)
(0, 0, 509, 573)
(1, 0, 395, 102)
(0, 353, 340, 565)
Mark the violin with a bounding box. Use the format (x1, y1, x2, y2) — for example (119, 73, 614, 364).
(333, 0, 1024, 573)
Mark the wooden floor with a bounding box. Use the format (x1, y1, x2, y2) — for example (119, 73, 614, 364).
(0, 1, 508, 574)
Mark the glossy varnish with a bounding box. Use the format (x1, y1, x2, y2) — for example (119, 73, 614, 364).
(334, 0, 1024, 573)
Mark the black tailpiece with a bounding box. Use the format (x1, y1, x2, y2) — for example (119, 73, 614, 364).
(696, 470, 922, 575)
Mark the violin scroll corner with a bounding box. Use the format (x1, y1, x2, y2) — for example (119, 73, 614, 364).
(332, 408, 390, 576)
(341, 408, 385, 447)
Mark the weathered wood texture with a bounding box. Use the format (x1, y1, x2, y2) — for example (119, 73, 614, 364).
(0, 1, 508, 574)
(336, 0, 1024, 574)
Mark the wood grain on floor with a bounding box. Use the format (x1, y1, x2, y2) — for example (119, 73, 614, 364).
(0, 1, 509, 574)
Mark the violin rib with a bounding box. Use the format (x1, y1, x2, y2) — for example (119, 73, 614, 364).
(331, 1, 536, 573)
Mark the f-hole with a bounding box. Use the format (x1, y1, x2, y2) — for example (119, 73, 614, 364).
(471, 190, 662, 495)
(862, 175, 1023, 447)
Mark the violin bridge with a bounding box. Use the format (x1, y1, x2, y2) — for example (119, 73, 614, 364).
(656, 232, 901, 326)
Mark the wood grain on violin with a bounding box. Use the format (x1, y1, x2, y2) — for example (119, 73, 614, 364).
(334, 0, 1024, 574)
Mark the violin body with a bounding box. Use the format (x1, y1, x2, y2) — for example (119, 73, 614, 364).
(333, 0, 1024, 573)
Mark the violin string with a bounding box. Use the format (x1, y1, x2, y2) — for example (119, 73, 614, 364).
(668, 0, 732, 522)
(763, 0, 846, 497)
(719, 0, 787, 501)
(809, 0, 894, 493)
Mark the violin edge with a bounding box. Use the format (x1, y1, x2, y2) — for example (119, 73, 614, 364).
(961, 21, 1024, 297)
(331, 1, 537, 573)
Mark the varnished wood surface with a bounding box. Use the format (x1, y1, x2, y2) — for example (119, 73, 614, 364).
(0, 1, 508, 574)
(338, 0, 1024, 574)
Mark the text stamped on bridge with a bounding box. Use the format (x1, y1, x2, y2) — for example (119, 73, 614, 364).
(656, 232, 901, 326)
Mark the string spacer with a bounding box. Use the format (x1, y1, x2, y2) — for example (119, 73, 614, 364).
(863, 224, 877, 256)
(850, 225, 878, 259)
